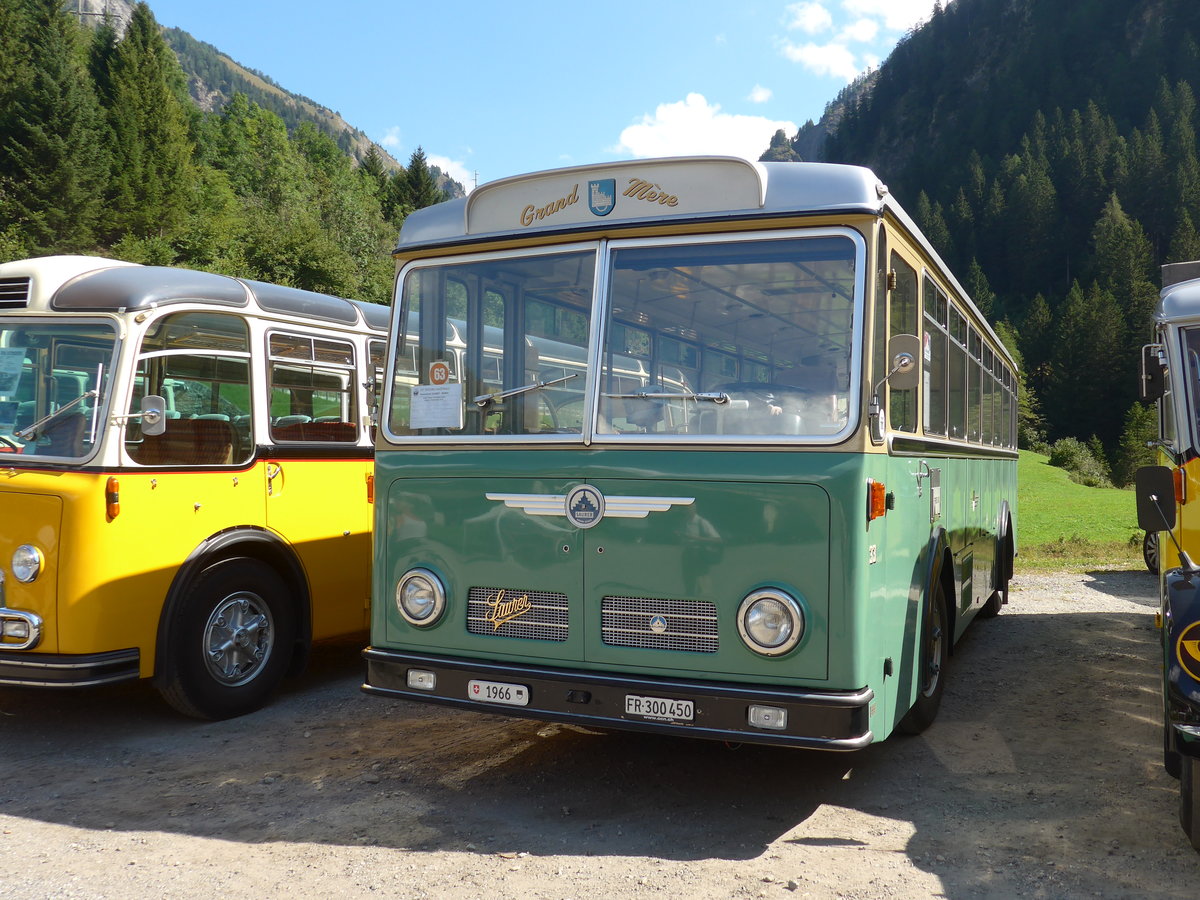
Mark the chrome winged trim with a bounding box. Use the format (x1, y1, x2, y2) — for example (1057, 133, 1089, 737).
(485, 492, 694, 519)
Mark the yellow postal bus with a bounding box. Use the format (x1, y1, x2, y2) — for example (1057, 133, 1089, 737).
(0, 256, 386, 718)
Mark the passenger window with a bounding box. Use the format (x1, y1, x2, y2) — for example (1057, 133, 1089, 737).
(268, 333, 358, 443)
(126, 313, 251, 466)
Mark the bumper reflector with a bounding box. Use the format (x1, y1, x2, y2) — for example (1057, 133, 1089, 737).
(407, 669, 437, 691)
(748, 704, 788, 730)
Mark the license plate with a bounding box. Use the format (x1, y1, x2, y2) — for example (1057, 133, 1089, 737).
(468, 679, 529, 707)
(624, 694, 695, 722)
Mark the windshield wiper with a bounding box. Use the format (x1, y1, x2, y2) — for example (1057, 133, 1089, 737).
(603, 389, 732, 404)
(15, 390, 98, 440)
(473, 372, 579, 409)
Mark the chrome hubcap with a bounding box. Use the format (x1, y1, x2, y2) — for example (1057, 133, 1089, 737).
(203, 593, 274, 686)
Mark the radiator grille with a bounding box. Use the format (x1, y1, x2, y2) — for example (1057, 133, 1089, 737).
(602, 596, 719, 653)
(0, 277, 30, 309)
(467, 586, 568, 641)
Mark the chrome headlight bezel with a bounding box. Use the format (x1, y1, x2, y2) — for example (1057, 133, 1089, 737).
(737, 589, 804, 656)
(11, 545, 43, 584)
(395, 568, 446, 626)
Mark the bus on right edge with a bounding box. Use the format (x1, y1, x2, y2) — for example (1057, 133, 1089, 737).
(1136, 259, 1200, 852)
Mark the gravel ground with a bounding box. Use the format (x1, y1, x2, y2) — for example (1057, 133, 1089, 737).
(1, 567, 1197, 899)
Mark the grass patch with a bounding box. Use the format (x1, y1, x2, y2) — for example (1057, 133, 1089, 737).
(1016, 450, 1143, 572)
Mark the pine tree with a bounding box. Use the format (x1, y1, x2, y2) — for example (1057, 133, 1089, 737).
(1090, 193, 1157, 352)
(0, 0, 108, 252)
(1111, 401, 1158, 487)
(405, 147, 444, 210)
(965, 258, 995, 319)
(1044, 281, 1126, 442)
(101, 2, 196, 244)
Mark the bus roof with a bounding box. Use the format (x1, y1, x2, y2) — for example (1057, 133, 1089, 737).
(0, 255, 388, 333)
(396, 157, 887, 251)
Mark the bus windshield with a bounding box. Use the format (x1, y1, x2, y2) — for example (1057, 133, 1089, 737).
(0, 321, 117, 459)
(388, 232, 859, 441)
(599, 234, 857, 438)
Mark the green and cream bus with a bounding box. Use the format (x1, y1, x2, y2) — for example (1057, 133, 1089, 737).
(362, 156, 1017, 749)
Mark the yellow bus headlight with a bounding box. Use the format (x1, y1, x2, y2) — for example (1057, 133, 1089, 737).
(11, 545, 43, 583)
(396, 568, 446, 626)
(738, 589, 804, 656)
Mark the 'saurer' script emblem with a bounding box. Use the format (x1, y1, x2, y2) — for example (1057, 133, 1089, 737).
(485, 589, 532, 631)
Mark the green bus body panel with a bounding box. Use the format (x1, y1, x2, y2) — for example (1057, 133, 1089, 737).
(372, 446, 1015, 740)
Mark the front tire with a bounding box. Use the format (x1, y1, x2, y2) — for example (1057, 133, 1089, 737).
(158, 558, 296, 720)
(898, 579, 949, 735)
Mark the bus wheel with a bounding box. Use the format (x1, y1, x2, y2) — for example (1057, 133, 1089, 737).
(1144, 531, 1160, 576)
(158, 558, 295, 720)
(1182, 754, 1200, 851)
(898, 580, 948, 735)
(980, 527, 1012, 619)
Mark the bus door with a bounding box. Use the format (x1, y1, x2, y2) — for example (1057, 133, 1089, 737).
(262, 331, 371, 636)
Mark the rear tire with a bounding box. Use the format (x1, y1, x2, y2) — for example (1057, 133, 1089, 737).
(1144, 531, 1160, 576)
(980, 525, 1012, 619)
(158, 558, 296, 720)
(898, 579, 948, 734)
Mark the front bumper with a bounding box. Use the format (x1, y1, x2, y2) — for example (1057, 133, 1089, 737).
(0, 648, 140, 687)
(362, 648, 874, 750)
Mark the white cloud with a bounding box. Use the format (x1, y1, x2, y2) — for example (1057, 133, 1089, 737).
(748, 84, 773, 104)
(379, 126, 402, 149)
(839, 17, 879, 43)
(616, 93, 795, 161)
(427, 153, 475, 193)
(841, 0, 940, 33)
(785, 1, 833, 34)
(780, 40, 861, 81)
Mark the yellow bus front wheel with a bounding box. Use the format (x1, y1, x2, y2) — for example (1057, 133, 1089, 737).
(158, 558, 295, 720)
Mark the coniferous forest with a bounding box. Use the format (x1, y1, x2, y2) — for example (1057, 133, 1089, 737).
(0, 0, 449, 306)
(3, 0, 1194, 477)
(765, 0, 1200, 485)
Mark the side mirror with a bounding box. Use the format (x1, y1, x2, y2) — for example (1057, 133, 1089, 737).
(1135, 465, 1176, 532)
(140, 395, 167, 436)
(1140, 344, 1166, 402)
(887, 334, 922, 392)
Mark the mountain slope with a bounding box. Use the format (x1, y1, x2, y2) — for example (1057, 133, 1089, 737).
(72, 0, 462, 195)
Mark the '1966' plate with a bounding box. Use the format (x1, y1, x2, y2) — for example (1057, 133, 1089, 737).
(625, 694, 694, 722)
(468, 679, 529, 706)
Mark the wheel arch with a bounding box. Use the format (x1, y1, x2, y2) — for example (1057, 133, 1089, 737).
(152, 527, 312, 686)
(922, 525, 958, 656)
(997, 499, 1015, 584)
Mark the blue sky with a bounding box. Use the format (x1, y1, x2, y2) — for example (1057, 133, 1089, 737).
(145, 0, 944, 191)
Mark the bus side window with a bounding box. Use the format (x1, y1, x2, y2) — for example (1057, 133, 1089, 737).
(126, 312, 252, 466)
(889, 253, 919, 433)
(268, 333, 358, 443)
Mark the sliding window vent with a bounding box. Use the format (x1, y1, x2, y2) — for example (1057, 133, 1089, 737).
(0, 277, 30, 309)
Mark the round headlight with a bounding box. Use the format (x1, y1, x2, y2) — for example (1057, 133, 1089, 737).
(395, 568, 446, 626)
(738, 589, 804, 656)
(12, 545, 43, 584)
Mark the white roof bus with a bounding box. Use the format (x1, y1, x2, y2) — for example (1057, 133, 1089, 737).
(0, 255, 388, 719)
(363, 156, 1018, 749)
(1135, 259, 1200, 851)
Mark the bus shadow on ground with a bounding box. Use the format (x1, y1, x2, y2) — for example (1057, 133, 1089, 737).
(0, 601, 1196, 893)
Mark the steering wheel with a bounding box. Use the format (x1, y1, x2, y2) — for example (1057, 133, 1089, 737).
(0, 433, 23, 451)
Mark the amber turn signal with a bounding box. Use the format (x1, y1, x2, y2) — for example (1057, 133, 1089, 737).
(868, 479, 887, 521)
(105, 476, 120, 519)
